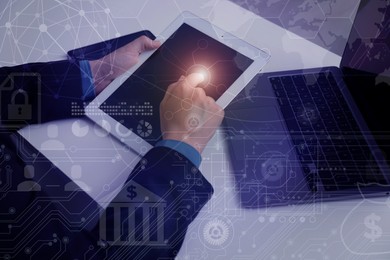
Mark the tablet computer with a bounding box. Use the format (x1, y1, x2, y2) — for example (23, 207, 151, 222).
(85, 11, 270, 156)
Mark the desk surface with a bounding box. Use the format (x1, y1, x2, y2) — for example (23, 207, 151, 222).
(2, 0, 390, 259)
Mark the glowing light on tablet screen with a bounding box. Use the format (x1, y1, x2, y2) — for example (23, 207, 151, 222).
(197, 69, 208, 82)
(187, 64, 211, 88)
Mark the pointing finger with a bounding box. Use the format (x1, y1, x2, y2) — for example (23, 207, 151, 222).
(184, 73, 205, 88)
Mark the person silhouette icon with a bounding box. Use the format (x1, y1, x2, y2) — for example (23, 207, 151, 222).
(40, 124, 65, 150)
(17, 165, 41, 191)
(64, 165, 91, 192)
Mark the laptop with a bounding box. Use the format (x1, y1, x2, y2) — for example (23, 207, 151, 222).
(224, 0, 390, 208)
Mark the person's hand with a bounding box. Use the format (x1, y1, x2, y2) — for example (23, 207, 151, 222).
(160, 74, 225, 154)
(89, 36, 161, 94)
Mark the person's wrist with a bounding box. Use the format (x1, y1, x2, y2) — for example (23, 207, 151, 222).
(162, 133, 203, 154)
(89, 59, 112, 95)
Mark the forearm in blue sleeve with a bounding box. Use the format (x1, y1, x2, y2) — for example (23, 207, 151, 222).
(155, 139, 202, 167)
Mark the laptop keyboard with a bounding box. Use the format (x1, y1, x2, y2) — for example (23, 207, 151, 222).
(270, 72, 387, 192)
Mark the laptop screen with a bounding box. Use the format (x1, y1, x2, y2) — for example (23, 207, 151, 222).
(341, 0, 390, 154)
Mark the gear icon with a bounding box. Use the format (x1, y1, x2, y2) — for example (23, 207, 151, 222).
(203, 219, 230, 246)
(137, 120, 152, 138)
(186, 115, 200, 130)
(260, 158, 284, 181)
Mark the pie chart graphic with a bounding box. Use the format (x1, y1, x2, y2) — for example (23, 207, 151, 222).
(71, 120, 90, 137)
(137, 120, 152, 138)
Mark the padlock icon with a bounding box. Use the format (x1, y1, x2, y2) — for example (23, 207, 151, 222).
(8, 89, 32, 120)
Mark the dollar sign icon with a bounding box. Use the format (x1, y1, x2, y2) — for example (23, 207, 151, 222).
(364, 213, 383, 242)
(126, 185, 137, 200)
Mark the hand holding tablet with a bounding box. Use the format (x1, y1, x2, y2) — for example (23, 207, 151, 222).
(160, 73, 224, 154)
(86, 11, 270, 156)
(89, 36, 161, 95)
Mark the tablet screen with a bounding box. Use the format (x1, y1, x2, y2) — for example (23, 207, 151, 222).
(100, 23, 253, 145)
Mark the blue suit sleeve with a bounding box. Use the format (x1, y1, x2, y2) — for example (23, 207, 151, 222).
(155, 139, 202, 167)
(79, 60, 96, 101)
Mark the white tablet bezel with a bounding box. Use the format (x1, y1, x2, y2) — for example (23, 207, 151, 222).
(85, 11, 270, 156)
